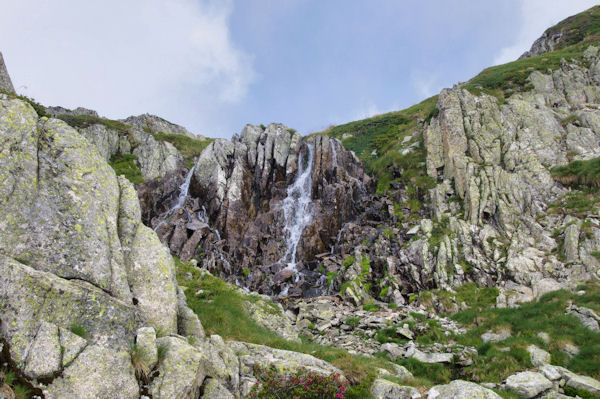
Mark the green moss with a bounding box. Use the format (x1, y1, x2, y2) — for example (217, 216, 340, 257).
(108, 154, 144, 185)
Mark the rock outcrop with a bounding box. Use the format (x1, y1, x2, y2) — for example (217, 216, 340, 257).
(146, 123, 373, 296)
(0, 52, 14, 93)
(0, 95, 201, 397)
(122, 113, 202, 139)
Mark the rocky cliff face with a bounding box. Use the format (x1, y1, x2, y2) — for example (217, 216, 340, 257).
(0, 95, 201, 397)
(143, 123, 372, 296)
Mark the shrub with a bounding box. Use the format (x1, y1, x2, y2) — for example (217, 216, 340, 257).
(249, 365, 347, 399)
(109, 154, 144, 185)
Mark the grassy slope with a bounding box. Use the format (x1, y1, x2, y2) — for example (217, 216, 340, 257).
(313, 5, 600, 195)
(175, 259, 393, 398)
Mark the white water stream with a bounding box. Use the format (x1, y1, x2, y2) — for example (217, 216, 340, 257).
(153, 166, 195, 232)
(281, 144, 314, 270)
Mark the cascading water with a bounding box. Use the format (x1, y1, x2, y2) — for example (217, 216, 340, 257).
(176, 165, 195, 209)
(281, 143, 314, 271)
(153, 166, 196, 232)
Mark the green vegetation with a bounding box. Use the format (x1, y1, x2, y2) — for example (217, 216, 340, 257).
(314, 96, 438, 194)
(249, 365, 347, 399)
(451, 284, 600, 382)
(108, 154, 144, 185)
(55, 113, 130, 134)
(148, 129, 214, 169)
(551, 156, 600, 188)
(548, 189, 600, 217)
(381, 283, 600, 386)
(0, 89, 47, 117)
(174, 258, 392, 397)
(464, 5, 600, 101)
(130, 344, 150, 382)
(69, 321, 88, 339)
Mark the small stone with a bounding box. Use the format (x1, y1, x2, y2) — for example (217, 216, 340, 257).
(537, 332, 551, 345)
(481, 328, 511, 343)
(527, 344, 551, 367)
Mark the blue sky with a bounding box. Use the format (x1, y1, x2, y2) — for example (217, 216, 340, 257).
(0, 1, 597, 138)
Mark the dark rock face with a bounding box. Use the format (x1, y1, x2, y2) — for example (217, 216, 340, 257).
(140, 123, 373, 296)
(0, 52, 14, 93)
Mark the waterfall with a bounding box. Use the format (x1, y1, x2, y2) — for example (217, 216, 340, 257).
(176, 166, 195, 210)
(153, 166, 195, 232)
(281, 143, 314, 270)
(329, 138, 338, 171)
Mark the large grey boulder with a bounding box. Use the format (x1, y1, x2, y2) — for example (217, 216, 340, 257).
(506, 371, 553, 398)
(229, 341, 342, 377)
(427, 380, 501, 399)
(45, 345, 139, 399)
(0, 96, 201, 393)
(149, 336, 207, 399)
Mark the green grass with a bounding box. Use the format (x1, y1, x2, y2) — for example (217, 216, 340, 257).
(451, 286, 600, 382)
(108, 154, 144, 185)
(551, 156, 600, 188)
(542, 5, 600, 51)
(547, 189, 600, 217)
(174, 258, 393, 397)
(55, 113, 131, 134)
(0, 89, 47, 117)
(149, 130, 214, 169)
(313, 95, 438, 194)
(69, 321, 88, 339)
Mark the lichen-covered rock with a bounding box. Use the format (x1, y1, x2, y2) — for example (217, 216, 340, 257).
(371, 378, 421, 399)
(527, 344, 551, 367)
(135, 327, 158, 370)
(427, 380, 501, 399)
(131, 128, 183, 181)
(45, 345, 139, 399)
(79, 124, 121, 161)
(229, 341, 342, 377)
(201, 378, 234, 399)
(149, 336, 206, 399)
(506, 371, 553, 398)
(176, 287, 205, 339)
(122, 113, 200, 139)
(0, 102, 131, 301)
(245, 298, 300, 341)
(22, 322, 62, 379)
(126, 224, 178, 334)
(0, 255, 139, 363)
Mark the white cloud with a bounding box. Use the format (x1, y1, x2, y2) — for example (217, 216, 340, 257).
(493, 0, 598, 65)
(0, 0, 254, 137)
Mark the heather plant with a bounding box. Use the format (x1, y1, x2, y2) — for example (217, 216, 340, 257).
(249, 365, 347, 399)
